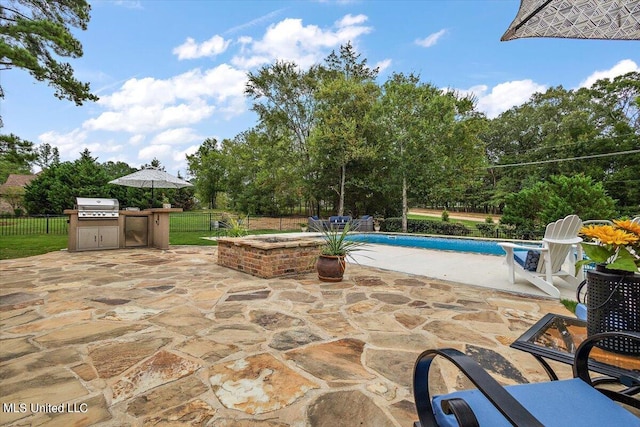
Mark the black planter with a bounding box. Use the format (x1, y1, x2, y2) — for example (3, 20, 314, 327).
(585, 268, 640, 354)
(317, 255, 346, 282)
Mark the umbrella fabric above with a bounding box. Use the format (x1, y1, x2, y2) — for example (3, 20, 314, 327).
(501, 0, 640, 41)
(109, 168, 193, 198)
(109, 168, 193, 189)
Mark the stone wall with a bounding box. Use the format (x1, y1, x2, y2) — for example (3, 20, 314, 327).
(217, 236, 323, 279)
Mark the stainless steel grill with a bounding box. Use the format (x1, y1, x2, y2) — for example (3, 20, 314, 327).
(76, 197, 119, 219)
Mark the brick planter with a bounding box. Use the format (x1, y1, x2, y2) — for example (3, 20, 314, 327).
(217, 236, 323, 279)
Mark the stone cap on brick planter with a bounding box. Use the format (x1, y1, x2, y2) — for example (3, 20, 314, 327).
(217, 236, 323, 250)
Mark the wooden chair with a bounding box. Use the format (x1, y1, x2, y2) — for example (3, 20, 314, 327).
(498, 215, 583, 298)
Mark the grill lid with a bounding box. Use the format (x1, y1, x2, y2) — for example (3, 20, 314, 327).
(76, 197, 119, 218)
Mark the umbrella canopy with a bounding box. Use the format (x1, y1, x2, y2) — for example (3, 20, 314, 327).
(501, 0, 640, 41)
(109, 168, 193, 198)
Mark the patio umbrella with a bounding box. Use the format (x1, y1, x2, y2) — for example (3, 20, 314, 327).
(108, 168, 193, 200)
(501, 0, 640, 41)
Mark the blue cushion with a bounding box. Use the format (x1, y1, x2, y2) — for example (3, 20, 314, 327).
(514, 250, 540, 271)
(432, 378, 640, 427)
(310, 216, 319, 221)
(575, 303, 587, 320)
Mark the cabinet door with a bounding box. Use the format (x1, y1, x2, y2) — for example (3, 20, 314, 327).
(99, 226, 119, 249)
(78, 227, 99, 250)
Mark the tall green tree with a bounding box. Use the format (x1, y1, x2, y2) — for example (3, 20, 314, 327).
(245, 61, 319, 214)
(482, 74, 639, 214)
(311, 75, 379, 216)
(34, 142, 60, 170)
(0, 0, 98, 126)
(186, 138, 226, 209)
(501, 174, 618, 231)
(222, 129, 301, 215)
(308, 42, 380, 216)
(24, 149, 106, 213)
(0, 133, 35, 182)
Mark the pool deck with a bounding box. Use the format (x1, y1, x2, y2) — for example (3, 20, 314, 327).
(0, 245, 572, 426)
(276, 232, 580, 300)
(349, 244, 579, 301)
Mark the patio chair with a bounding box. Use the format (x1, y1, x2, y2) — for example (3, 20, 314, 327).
(308, 216, 325, 232)
(498, 215, 583, 298)
(412, 331, 640, 427)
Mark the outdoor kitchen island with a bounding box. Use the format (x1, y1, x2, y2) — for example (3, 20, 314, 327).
(64, 200, 182, 252)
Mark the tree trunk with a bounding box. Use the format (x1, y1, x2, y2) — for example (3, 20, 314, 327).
(402, 174, 408, 233)
(338, 164, 346, 216)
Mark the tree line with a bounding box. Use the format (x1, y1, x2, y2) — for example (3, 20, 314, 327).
(187, 43, 639, 230)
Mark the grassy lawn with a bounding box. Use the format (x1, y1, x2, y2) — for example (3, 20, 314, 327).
(0, 232, 219, 260)
(0, 229, 303, 260)
(0, 234, 69, 260)
(406, 213, 484, 228)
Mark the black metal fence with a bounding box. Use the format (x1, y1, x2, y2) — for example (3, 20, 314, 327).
(169, 212, 308, 233)
(0, 213, 309, 236)
(0, 215, 69, 236)
(1, 212, 543, 240)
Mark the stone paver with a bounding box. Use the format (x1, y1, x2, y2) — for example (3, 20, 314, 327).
(0, 246, 571, 426)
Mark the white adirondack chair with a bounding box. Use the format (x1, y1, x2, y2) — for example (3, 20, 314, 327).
(498, 215, 583, 298)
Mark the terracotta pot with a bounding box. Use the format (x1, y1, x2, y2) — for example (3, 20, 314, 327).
(317, 254, 346, 282)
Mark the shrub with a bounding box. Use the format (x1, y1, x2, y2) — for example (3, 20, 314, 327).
(476, 223, 496, 238)
(383, 218, 470, 236)
(441, 210, 450, 222)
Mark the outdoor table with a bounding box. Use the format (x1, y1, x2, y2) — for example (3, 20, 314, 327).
(511, 313, 640, 389)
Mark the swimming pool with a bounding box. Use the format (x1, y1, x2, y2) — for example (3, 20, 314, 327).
(346, 233, 508, 256)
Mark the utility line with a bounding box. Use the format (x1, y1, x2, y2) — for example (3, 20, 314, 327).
(489, 149, 640, 168)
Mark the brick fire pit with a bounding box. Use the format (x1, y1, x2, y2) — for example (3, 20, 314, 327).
(217, 235, 323, 278)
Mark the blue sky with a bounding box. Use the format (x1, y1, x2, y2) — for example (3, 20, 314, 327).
(3, 0, 638, 176)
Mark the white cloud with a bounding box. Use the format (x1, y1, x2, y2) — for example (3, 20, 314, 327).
(139, 144, 172, 160)
(84, 65, 247, 134)
(231, 15, 372, 69)
(151, 128, 202, 145)
(461, 80, 547, 118)
(37, 129, 93, 160)
(173, 35, 231, 60)
(113, 1, 143, 9)
(129, 134, 145, 145)
(375, 59, 392, 73)
(415, 29, 447, 48)
(578, 59, 639, 88)
(336, 14, 367, 27)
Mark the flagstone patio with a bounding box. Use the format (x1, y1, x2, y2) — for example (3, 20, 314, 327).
(0, 246, 571, 426)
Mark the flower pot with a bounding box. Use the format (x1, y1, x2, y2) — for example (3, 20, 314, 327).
(374, 225, 381, 232)
(584, 268, 640, 354)
(163, 203, 171, 209)
(317, 254, 346, 282)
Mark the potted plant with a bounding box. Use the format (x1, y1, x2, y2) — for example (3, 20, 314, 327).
(373, 218, 382, 232)
(299, 222, 309, 232)
(161, 194, 171, 209)
(317, 222, 366, 282)
(576, 219, 640, 354)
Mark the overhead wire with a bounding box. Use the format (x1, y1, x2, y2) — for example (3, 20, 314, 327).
(488, 149, 640, 168)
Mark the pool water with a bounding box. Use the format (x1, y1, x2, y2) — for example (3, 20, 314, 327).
(346, 233, 507, 256)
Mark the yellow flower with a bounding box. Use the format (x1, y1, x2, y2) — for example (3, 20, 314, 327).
(579, 225, 639, 246)
(613, 219, 640, 237)
(578, 219, 640, 273)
